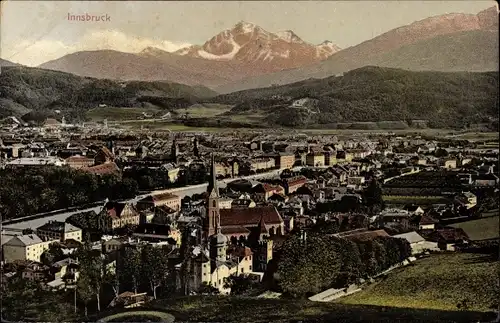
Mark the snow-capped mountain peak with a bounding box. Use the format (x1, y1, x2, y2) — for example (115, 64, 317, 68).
(275, 30, 304, 43)
(173, 21, 342, 67)
(233, 21, 258, 34)
(140, 46, 167, 55)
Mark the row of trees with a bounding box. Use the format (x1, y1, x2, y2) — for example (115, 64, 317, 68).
(1, 275, 78, 322)
(71, 242, 172, 317)
(277, 232, 411, 297)
(0, 167, 139, 220)
(117, 245, 171, 300)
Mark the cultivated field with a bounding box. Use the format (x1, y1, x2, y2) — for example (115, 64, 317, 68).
(336, 253, 498, 312)
(450, 214, 499, 241)
(86, 106, 161, 121)
(175, 103, 232, 118)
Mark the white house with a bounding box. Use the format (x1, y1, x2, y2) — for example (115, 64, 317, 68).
(393, 231, 439, 255)
(2, 234, 56, 263)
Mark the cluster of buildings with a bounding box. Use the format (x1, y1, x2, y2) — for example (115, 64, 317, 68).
(0, 120, 498, 301)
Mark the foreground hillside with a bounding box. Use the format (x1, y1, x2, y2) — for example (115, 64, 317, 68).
(337, 253, 499, 312)
(0, 66, 217, 120)
(92, 253, 497, 322)
(212, 66, 499, 129)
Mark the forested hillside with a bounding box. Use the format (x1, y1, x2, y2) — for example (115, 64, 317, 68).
(0, 66, 217, 121)
(213, 66, 499, 129)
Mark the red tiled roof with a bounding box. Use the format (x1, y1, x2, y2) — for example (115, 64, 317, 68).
(221, 226, 250, 235)
(66, 156, 93, 162)
(104, 202, 135, 219)
(83, 162, 120, 175)
(228, 245, 253, 258)
(220, 206, 283, 228)
(284, 176, 307, 186)
(434, 228, 469, 242)
(255, 183, 283, 193)
(419, 214, 439, 225)
(257, 216, 268, 234)
(151, 192, 180, 202)
(99, 146, 114, 159)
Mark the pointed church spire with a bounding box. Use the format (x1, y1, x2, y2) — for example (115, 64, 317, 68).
(207, 153, 219, 197)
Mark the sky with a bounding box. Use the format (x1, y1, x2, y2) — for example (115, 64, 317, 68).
(1, 0, 496, 66)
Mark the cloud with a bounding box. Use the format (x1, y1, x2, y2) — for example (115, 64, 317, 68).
(2, 29, 192, 66)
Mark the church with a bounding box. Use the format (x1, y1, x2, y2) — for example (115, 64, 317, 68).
(178, 154, 276, 294)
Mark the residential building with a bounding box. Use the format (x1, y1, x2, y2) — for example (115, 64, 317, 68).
(137, 193, 182, 212)
(252, 183, 285, 202)
(2, 234, 55, 263)
(101, 202, 140, 231)
(393, 231, 438, 254)
(306, 152, 325, 167)
(282, 176, 307, 195)
(65, 155, 94, 169)
(36, 221, 83, 242)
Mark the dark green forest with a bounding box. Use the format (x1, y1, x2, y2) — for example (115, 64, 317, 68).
(0, 66, 217, 121)
(0, 167, 138, 220)
(214, 66, 499, 129)
(276, 232, 411, 297)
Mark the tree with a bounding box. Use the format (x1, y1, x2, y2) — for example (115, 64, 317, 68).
(141, 245, 170, 299)
(40, 243, 65, 266)
(333, 238, 363, 286)
(121, 247, 142, 294)
(310, 218, 339, 234)
(198, 282, 220, 295)
(77, 272, 94, 317)
(76, 242, 104, 312)
(1, 276, 76, 322)
(364, 179, 385, 215)
(277, 232, 341, 297)
(223, 275, 260, 296)
(103, 263, 120, 299)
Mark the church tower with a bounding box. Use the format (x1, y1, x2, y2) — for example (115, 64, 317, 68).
(209, 201, 227, 264)
(204, 153, 219, 240)
(193, 137, 199, 158)
(171, 137, 179, 162)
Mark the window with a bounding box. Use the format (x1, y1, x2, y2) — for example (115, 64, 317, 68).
(212, 200, 216, 208)
(241, 268, 244, 273)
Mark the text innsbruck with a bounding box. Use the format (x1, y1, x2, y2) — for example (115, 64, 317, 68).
(67, 13, 111, 22)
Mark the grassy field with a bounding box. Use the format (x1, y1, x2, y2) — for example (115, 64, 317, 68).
(383, 195, 448, 205)
(447, 131, 499, 141)
(145, 294, 495, 323)
(118, 120, 222, 132)
(175, 103, 232, 118)
(450, 214, 499, 241)
(86, 106, 160, 121)
(99, 310, 174, 322)
(336, 253, 498, 312)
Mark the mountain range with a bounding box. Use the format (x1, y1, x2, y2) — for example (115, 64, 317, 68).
(0, 59, 20, 67)
(173, 21, 341, 70)
(217, 6, 499, 93)
(38, 22, 340, 88)
(4, 6, 500, 94)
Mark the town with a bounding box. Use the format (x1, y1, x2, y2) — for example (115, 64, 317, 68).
(1, 117, 498, 322)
